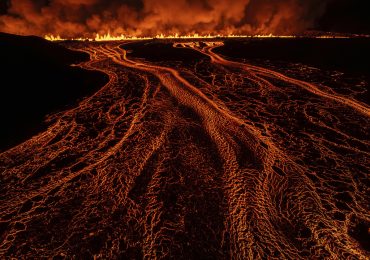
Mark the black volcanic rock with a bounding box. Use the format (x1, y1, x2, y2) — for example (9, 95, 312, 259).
(122, 40, 207, 63)
(0, 33, 108, 151)
(217, 38, 370, 76)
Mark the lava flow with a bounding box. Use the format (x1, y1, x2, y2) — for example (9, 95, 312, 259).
(0, 40, 369, 259)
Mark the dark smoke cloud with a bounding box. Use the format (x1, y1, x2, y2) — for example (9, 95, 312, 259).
(0, 0, 329, 37)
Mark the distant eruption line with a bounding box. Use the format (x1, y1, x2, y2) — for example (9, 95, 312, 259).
(44, 33, 353, 42)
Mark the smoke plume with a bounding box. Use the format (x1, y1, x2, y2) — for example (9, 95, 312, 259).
(0, 0, 329, 37)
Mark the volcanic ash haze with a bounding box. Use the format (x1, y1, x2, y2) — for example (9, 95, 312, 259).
(0, 0, 329, 37)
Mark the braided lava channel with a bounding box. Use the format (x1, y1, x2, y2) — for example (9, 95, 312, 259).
(0, 40, 369, 259)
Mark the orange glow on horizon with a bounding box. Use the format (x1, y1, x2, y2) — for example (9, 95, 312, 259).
(43, 32, 357, 42)
(44, 33, 302, 41)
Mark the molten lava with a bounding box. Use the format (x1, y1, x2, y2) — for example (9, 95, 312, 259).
(1, 38, 369, 259)
(43, 32, 356, 42)
(45, 33, 299, 42)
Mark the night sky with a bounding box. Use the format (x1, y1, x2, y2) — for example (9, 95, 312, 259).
(317, 0, 370, 34)
(0, 0, 369, 37)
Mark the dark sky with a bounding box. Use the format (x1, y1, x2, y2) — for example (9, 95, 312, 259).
(316, 0, 370, 34)
(0, 0, 369, 37)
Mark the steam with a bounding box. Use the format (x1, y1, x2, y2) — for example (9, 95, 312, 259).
(0, 0, 329, 37)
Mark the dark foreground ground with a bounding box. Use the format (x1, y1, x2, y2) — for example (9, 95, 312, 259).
(0, 35, 369, 259)
(0, 33, 108, 151)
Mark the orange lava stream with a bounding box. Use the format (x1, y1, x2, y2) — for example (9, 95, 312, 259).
(175, 42, 370, 117)
(0, 40, 369, 259)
